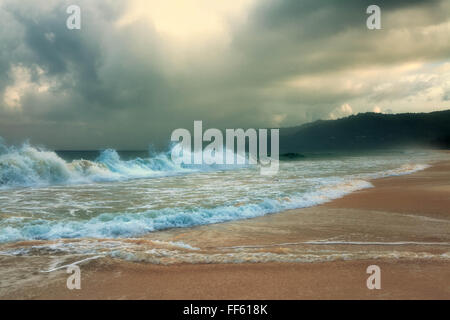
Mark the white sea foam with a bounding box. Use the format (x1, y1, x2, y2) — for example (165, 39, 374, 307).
(0, 141, 198, 188)
(304, 241, 450, 246)
(0, 179, 374, 242)
(108, 248, 450, 265)
(0, 166, 432, 242)
(0, 138, 444, 243)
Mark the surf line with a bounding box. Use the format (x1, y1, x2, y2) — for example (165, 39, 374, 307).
(41, 255, 105, 273)
(215, 241, 450, 250)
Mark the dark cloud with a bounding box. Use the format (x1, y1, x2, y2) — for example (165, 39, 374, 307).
(0, 0, 449, 149)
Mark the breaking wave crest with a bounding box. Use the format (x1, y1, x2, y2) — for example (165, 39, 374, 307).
(0, 160, 431, 243)
(0, 139, 208, 188)
(0, 138, 435, 243)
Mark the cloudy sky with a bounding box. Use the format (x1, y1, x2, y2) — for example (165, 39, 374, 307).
(0, 0, 449, 149)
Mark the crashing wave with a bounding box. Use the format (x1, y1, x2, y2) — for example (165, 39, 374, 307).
(0, 139, 208, 188)
(0, 178, 374, 242)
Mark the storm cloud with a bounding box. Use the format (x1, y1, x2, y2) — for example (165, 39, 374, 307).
(0, 0, 449, 149)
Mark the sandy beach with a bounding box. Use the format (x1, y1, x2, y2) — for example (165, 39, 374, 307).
(1, 159, 449, 300)
(2, 0, 450, 303)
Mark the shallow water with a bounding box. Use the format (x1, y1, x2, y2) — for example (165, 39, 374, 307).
(0, 142, 449, 267)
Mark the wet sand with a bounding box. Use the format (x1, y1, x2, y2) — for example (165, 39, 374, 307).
(5, 259, 449, 300)
(1, 159, 449, 300)
(326, 160, 450, 219)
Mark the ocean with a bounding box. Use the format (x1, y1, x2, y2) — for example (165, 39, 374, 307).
(0, 140, 449, 267)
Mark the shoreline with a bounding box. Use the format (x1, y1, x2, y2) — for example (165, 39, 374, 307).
(1, 158, 449, 299)
(21, 259, 450, 300)
(325, 159, 450, 218)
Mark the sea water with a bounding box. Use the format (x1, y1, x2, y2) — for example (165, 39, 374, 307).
(0, 140, 449, 265)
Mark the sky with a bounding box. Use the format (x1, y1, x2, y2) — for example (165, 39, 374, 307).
(0, 0, 449, 150)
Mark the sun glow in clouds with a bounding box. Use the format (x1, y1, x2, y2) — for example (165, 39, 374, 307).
(3, 65, 51, 110)
(117, 0, 255, 41)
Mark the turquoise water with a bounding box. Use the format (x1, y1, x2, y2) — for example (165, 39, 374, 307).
(0, 140, 446, 243)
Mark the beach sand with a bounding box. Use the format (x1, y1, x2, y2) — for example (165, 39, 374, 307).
(1, 159, 449, 300)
